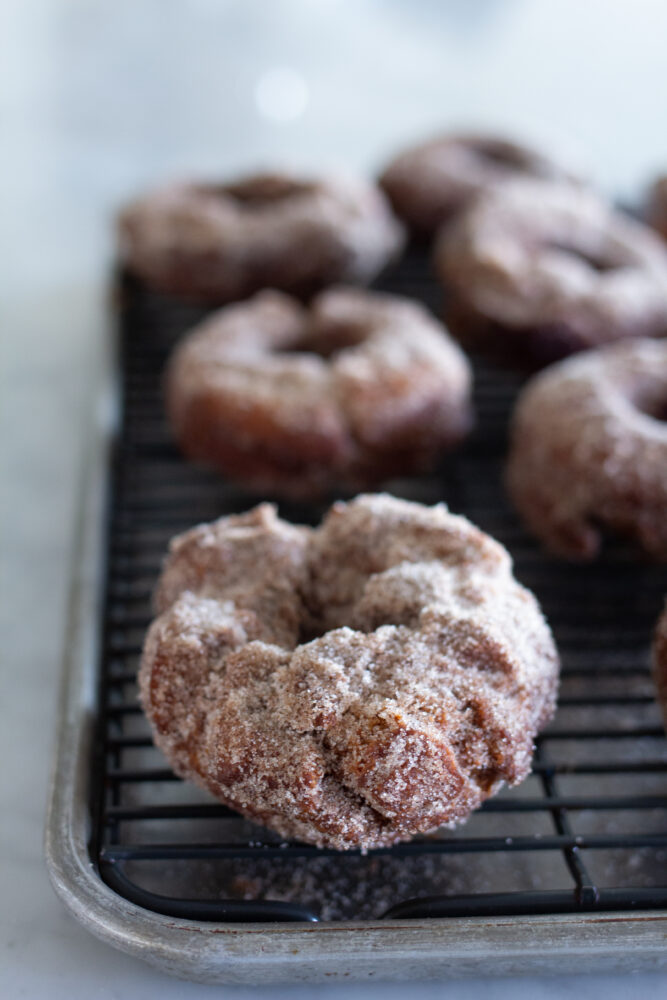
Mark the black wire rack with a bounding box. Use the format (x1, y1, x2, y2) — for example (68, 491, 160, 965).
(90, 248, 667, 923)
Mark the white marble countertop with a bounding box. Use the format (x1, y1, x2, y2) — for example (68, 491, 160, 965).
(3, 1, 667, 996)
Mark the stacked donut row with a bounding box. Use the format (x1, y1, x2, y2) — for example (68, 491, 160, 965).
(120, 133, 667, 563)
(124, 131, 667, 850)
(120, 134, 667, 364)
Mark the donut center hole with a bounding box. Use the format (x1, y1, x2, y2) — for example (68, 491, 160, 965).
(297, 621, 329, 645)
(632, 388, 667, 423)
(222, 176, 316, 206)
(279, 324, 369, 359)
(545, 241, 624, 273)
(472, 140, 527, 169)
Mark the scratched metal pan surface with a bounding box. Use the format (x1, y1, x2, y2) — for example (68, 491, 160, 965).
(45, 249, 667, 984)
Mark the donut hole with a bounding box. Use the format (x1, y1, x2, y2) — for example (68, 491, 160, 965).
(296, 622, 327, 645)
(472, 140, 529, 170)
(646, 401, 667, 422)
(276, 324, 369, 360)
(295, 606, 399, 646)
(294, 618, 356, 647)
(630, 385, 667, 423)
(545, 241, 625, 274)
(295, 585, 417, 646)
(222, 175, 317, 206)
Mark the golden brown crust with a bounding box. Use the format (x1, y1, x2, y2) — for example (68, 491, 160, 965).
(506, 340, 667, 560)
(652, 601, 667, 729)
(166, 288, 473, 497)
(118, 172, 404, 302)
(436, 181, 667, 363)
(379, 133, 577, 234)
(139, 494, 559, 850)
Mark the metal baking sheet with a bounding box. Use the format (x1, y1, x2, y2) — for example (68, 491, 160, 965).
(46, 253, 667, 984)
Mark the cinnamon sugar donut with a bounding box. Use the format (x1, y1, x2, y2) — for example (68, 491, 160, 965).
(506, 339, 667, 560)
(379, 132, 577, 234)
(436, 181, 667, 367)
(139, 494, 559, 850)
(652, 601, 667, 728)
(118, 172, 404, 302)
(166, 287, 473, 497)
(646, 175, 667, 242)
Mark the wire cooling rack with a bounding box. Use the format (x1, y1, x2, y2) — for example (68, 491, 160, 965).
(90, 248, 667, 923)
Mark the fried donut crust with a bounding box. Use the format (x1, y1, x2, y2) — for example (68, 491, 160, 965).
(139, 494, 559, 850)
(118, 172, 404, 302)
(166, 287, 473, 497)
(379, 132, 577, 234)
(506, 340, 667, 560)
(436, 181, 667, 367)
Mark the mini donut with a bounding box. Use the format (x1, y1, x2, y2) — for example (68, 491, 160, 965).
(646, 175, 667, 242)
(652, 601, 667, 729)
(435, 181, 667, 367)
(506, 339, 667, 560)
(379, 132, 577, 234)
(166, 287, 473, 497)
(139, 494, 559, 850)
(118, 172, 404, 302)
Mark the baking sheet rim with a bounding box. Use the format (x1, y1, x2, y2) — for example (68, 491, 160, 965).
(43, 361, 667, 985)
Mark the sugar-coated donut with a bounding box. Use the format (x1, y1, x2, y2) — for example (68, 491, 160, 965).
(436, 181, 667, 367)
(379, 132, 577, 234)
(139, 494, 559, 850)
(506, 340, 667, 560)
(118, 172, 404, 302)
(652, 601, 667, 729)
(166, 287, 473, 497)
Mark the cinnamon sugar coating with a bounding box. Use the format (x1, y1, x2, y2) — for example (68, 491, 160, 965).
(166, 287, 473, 497)
(506, 340, 667, 560)
(118, 172, 404, 302)
(379, 133, 577, 234)
(652, 601, 667, 729)
(436, 181, 667, 366)
(139, 495, 559, 850)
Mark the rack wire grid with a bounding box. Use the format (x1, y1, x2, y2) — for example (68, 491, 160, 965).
(90, 248, 667, 924)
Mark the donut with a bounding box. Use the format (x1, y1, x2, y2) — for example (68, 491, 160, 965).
(506, 339, 667, 560)
(435, 181, 667, 367)
(652, 601, 667, 729)
(118, 171, 404, 302)
(646, 174, 667, 242)
(166, 287, 473, 497)
(139, 494, 559, 850)
(379, 132, 577, 235)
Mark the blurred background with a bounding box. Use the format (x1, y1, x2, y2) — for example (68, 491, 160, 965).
(5, 0, 667, 296)
(4, 1, 667, 995)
